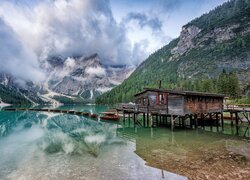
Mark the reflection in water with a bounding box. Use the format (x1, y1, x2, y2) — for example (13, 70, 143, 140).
(0, 105, 185, 180)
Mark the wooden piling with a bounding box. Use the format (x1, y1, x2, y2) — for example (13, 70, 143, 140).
(201, 113, 205, 130)
(171, 115, 175, 130)
(209, 113, 213, 131)
(216, 113, 219, 132)
(230, 112, 234, 127)
(143, 113, 146, 127)
(128, 113, 131, 127)
(235, 112, 239, 135)
(189, 114, 193, 129)
(194, 114, 198, 129)
(147, 113, 149, 127)
(221, 112, 224, 131)
(133, 113, 136, 127)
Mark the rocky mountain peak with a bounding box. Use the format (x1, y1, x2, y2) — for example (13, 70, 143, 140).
(170, 25, 201, 59)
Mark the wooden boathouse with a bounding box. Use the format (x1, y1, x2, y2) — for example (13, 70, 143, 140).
(117, 88, 226, 130)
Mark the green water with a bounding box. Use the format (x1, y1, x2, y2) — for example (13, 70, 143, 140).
(0, 105, 185, 180)
(0, 105, 249, 179)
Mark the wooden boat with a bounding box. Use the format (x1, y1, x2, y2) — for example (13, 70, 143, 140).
(68, 110, 75, 114)
(89, 114, 98, 118)
(100, 112, 120, 121)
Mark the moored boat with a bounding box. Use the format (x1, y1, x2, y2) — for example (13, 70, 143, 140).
(100, 112, 120, 121)
(89, 114, 98, 118)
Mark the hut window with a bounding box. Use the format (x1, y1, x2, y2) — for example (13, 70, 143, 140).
(149, 95, 156, 104)
(160, 94, 164, 104)
(143, 98, 146, 105)
(157, 93, 165, 105)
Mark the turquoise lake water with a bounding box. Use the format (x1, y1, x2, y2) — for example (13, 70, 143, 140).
(0, 105, 249, 179)
(0, 105, 186, 180)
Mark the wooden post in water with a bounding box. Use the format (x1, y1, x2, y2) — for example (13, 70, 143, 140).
(147, 113, 149, 127)
(171, 115, 175, 131)
(133, 113, 136, 127)
(156, 114, 158, 126)
(230, 112, 234, 127)
(128, 113, 131, 127)
(194, 114, 198, 129)
(235, 112, 239, 135)
(201, 113, 205, 130)
(189, 114, 193, 129)
(216, 113, 219, 132)
(221, 112, 224, 132)
(143, 113, 146, 127)
(209, 113, 213, 132)
(182, 117, 185, 128)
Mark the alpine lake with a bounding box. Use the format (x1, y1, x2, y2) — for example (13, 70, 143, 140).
(0, 105, 249, 180)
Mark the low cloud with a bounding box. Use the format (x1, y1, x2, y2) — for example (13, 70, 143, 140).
(122, 12, 172, 64)
(86, 66, 106, 77)
(126, 12, 162, 31)
(0, 0, 224, 83)
(0, 19, 45, 83)
(0, 0, 136, 66)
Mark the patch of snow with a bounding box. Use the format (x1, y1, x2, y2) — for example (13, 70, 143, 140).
(90, 90, 93, 99)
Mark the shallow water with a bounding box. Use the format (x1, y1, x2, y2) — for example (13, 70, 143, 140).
(0, 105, 185, 180)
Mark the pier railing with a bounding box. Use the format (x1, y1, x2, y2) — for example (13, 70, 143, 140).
(116, 103, 168, 114)
(224, 104, 250, 111)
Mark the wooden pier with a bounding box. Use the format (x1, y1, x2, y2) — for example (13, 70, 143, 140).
(224, 106, 250, 137)
(2, 108, 98, 119)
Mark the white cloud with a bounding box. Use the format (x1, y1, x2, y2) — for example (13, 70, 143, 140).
(86, 66, 106, 77)
(122, 12, 172, 64)
(0, 0, 136, 66)
(0, 19, 45, 83)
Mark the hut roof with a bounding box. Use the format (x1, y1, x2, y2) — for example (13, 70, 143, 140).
(134, 88, 225, 98)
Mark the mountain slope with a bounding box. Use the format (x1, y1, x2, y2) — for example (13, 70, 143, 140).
(96, 0, 250, 104)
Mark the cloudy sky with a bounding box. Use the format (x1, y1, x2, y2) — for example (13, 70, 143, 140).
(0, 0, 227, 82)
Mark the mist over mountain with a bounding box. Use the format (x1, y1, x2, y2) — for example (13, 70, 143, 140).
(0, 54, 134, 104)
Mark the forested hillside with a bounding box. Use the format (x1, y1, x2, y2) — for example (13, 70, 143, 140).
(96, 0, 250, 104)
